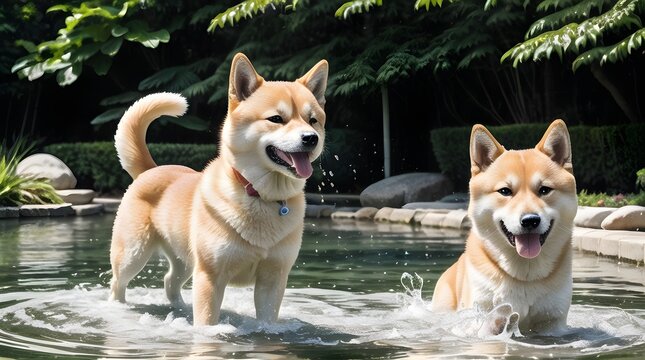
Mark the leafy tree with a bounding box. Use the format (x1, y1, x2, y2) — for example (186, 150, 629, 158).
(500, 0, 645, 123)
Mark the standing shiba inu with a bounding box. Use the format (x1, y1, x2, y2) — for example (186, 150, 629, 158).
(431, 120, 577, 335)
(109, 53, 328, 326)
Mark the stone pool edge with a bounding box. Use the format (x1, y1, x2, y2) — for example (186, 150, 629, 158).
(3, 198, 643, 264)
(321, 205, 645, 264)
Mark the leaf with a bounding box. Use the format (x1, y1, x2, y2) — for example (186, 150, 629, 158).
(208, 0, 295, 31)
(91, 107, 126, 125)
(99, 91, 142, 106)
(138, 66, 201, 92)
(335, 0, 383, 19)
(56, 63, 83, 86)
(101, 37, 123, 56)
(15, 40, 37, 53)
(505, 0, 644, 68)
(125, 29, 170, 48)
(87, 54, 113, 75)
(111, 25, 128, 37)
(11, 54, 38, 74)
(191, 5, 226, 25)
(163, 115, 210, 131)
(70, 42, 102, 62)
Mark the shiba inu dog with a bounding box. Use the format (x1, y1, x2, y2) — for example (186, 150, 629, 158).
(431, 120, 577, 335)
(109, 53, 328, 326)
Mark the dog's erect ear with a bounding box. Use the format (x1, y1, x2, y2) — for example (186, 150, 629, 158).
(536, 119, 572, 171)
(229, 53, 264, 102)
(298, 60, 329, 106)
(470, 124, 505, 176)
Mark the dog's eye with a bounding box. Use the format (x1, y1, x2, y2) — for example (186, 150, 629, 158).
(497, 187, 512, 196)
(309, 117, 318, 125)
(539, 186, 553, 196)
(266, 115, 283, 124)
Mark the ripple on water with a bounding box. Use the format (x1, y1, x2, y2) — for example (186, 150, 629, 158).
(1, 282, 644, 359)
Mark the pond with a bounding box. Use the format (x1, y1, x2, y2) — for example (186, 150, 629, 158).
(1, 214, 644, 359)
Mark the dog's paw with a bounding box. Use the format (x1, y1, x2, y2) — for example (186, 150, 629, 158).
(477, 303, 521, 338)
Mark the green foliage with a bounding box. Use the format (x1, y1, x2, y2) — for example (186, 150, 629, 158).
(44, 142, 217, 192)
(577, 189, 645, 207)
(92, 57, 214, 130)
(431, 123, 645, 192)
(335, 0, 382, 19)
(636, 168, 645, 191)
(503, 0, 645, 70)
(11, 0, 172, 86)
(208, 0, 298, 31)
(0, 139, 63, 206)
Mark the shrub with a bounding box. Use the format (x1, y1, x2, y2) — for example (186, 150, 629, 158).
(1, 139, 63, 206)
(637, 168, 645, 191)
(431, 123, 645, 193)
(578, 190, 645, 207)
(44, 143, 217, 192)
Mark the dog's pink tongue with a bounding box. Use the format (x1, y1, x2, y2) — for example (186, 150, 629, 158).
(289, 152, 313, 179)
(514, 234, 541, 259)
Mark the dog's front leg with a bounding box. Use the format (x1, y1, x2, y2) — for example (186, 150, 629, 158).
(254, 260, 290, 323)
(192, 268, 226, 326)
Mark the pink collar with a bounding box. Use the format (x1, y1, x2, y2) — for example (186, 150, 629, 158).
(232, 168, 260, 197)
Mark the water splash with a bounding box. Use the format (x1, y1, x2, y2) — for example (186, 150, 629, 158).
(1, 283, 644, 358)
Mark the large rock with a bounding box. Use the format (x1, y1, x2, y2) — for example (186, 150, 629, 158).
(56, 189, 96, 205)
(16, 153, 77, 190)
(360, 172, 454, 208)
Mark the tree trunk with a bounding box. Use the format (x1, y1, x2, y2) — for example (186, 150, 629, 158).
(590, 63, 638, 123)
(381, 85, 391, 178)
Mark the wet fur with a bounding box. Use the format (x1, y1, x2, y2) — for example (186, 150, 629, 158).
(109, 54, 328, 326)
(431, 120, 577, 334)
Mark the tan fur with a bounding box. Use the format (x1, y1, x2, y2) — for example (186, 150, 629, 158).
(431, 120, 577, 334)
(109, 53, 328, 326)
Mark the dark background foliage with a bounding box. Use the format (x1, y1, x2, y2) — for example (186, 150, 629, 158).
(2, 0, 644, 194)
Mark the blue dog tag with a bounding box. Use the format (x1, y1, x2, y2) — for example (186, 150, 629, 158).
(278, 201, 289, 216)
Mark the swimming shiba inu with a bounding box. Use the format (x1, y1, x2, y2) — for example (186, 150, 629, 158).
(431, 120, 577, 335)
(109, 53, 328, 326)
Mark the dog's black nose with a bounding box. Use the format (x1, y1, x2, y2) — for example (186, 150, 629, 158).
(520, 214, 541, 229)
(301, 132, 318, 147)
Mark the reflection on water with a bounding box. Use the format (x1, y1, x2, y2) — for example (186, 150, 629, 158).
(0, 215, 644, 358)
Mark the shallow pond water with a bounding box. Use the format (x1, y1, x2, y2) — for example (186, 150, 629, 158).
(1, 214, 644, 359)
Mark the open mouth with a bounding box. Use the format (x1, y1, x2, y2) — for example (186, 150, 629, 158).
(266, 145, 313, 179)
(500, 220, 553, 259)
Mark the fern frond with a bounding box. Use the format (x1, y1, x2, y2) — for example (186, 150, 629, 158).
(187, 57, 218, 75)
(527, 0, 610, 38)
(332, 60, 376, 96)
(335, 0, 382, 19)
(503, 0, 643, 68)
(376, 52, 421, 84)
(208, 0, 297, 31)
(536, 0, 580, 13)
(182, 72, 221, 98)
(138, 66, 200, 92)
(414, 0, 446, 11)
(572, 27, 645, 70)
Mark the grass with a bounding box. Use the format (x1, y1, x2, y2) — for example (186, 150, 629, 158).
(0, 138, 63, 206)
(578, 190, 645, 207)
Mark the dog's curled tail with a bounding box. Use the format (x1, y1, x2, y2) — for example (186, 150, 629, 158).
(114, 92, 188, 179)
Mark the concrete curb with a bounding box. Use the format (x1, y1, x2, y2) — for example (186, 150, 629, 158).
(0, 197, 120, 219)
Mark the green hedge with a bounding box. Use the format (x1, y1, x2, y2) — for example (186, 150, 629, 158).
(44, 143, 217, 192)
(431, 123, 645, 193)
